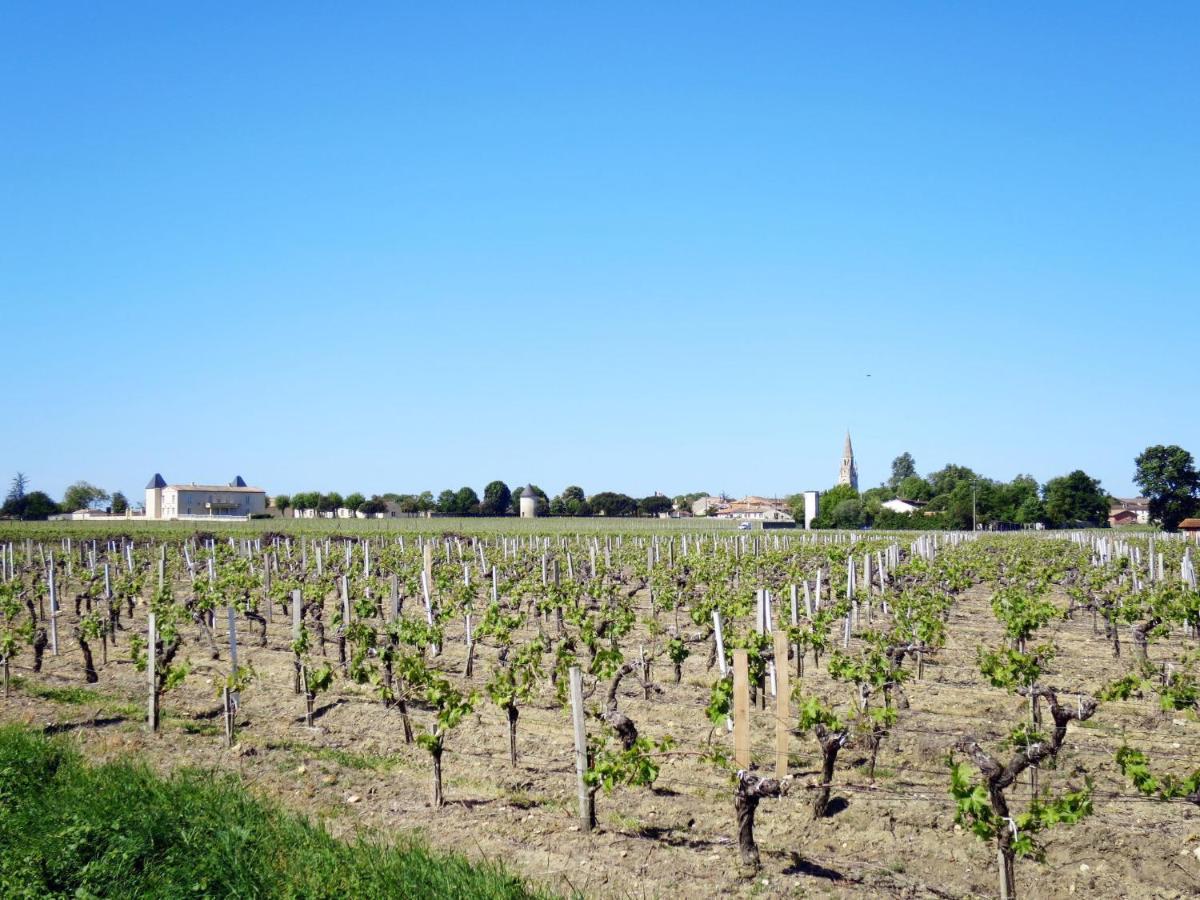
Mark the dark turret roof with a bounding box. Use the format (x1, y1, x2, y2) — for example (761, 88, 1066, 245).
(146, 473, 167, 489)
(521, 484, 538, 498)
(231, 476, 247, 487)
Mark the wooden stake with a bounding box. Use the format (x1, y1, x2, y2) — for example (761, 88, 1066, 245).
(774, 631, 790, 778)
(733, 649, 751, 769)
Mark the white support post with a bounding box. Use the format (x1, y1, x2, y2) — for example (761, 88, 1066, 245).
(227, 606, 240, 709)
(48, 556, 59, 656)
(568, 666, 593, 831)
(147, 612, 158, 732)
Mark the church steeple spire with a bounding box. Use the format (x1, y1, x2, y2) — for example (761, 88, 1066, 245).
(838, 431, 858, 491)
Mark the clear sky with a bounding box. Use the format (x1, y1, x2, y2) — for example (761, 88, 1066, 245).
(2, 4, 1197, 503)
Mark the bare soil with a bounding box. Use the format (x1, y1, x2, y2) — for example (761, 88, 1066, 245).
(4, 586, 1199, 899)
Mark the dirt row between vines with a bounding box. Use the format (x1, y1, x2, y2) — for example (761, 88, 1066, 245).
(3, 584, 1198, 899)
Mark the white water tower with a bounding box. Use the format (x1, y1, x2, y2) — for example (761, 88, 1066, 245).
(519, 484, 539, 519)
(803, 491, 819, 530)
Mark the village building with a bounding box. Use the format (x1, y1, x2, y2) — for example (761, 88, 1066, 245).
(1179, 518, 1200, 534)
(1108, 497, 1151, 525)
(691, 496, 725, 517)
(50, 507, 137, 521)
(882, 497, 926, 515)
(713, 496, 794, 524)
(353, 501, 402, 519)
(1108, 508, 1140, 527)
(144, 474, 267, 521)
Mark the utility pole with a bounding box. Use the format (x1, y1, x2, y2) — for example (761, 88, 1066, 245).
(972, 480, 978, 532)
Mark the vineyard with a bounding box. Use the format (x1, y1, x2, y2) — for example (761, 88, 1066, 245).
(1, 522, 1198, 898)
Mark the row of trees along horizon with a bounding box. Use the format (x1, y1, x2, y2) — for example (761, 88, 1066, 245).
(4, 443, 1199, 531)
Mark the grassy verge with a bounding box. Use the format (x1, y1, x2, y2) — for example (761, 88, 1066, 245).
(0, 725, 548, 899)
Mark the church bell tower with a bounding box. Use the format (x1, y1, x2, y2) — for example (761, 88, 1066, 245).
(838, 432, 858, 491)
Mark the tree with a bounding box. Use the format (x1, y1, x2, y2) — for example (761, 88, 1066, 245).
(359, 495, 387, 515)
(61, 481, 109, 512)
(931, 478, 985, 530)
(1013, 494, 1045, 526)
(589, 492, 638, 517)
(5, 473, 27, 505)
(927, 464, 977, 498)
(889, 452, 917, 491)
(111, 492, 129, 515)
(274, 494, 291, 514)
(861, 486, 890, 507)
(436, 490, 457, 514)
(1042, 470, 1109, 528)
(811, 484, 858, 528)
(2, 491, 59, 520)
(292, 491, 319, 511)
(344, 492, 366, 512)
(480, 481, 512, 516)
(559, 485, 591, 516)
(1000, 475, 1043, 527)
(453, 486, 480, 515)
(832, 499, 867, 529)
(638, 495, 673, 517)
(1134, 445, 1200, 531)
(896, 475, 932, 502)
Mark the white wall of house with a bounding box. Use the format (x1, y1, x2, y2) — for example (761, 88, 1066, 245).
(145, 487, 266, 519)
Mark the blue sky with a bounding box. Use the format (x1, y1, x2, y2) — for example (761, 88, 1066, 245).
(2, 4, 1197, 503)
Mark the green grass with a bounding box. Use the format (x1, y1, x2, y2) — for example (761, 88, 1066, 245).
(0, 515, 740, 542)
(264, 737, 409, 772)
(11, 676, 142, 718)
(0, 725, 549, 899)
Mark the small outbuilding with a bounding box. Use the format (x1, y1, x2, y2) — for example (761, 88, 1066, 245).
(1179, 518, 1200, 534)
